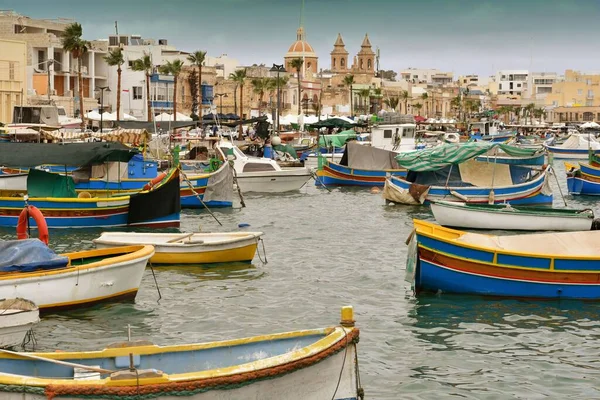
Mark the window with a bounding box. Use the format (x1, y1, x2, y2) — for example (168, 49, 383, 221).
(552, 101, 558, 106)
(578, 89, 583, 95)
(332, 58, 336, 68)
(367, 59, 372, 70)
(243, 163, 276, 172)
(340, 58, 345, 67)
(133, 86, 143, 100)
(499, 83, 502, 90)
(360, 59, 364, 69)
(588, 90, 594, 98)
(586, 100, 593, 107)
(383, 129, 392, 139)
(586, 79, 592, 85)
(128, 60, 134, 68)
(8, 62, 15, 80)
(517, 83, 521, 88)
(583, 112, 594, 121)
(37, 50, 46, 70)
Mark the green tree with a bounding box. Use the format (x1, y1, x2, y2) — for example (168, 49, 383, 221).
(344, 75, 355, 116)
(61, 22, 90, 131)
(290, 58, 304, 115)
(229, 68, 247, 135)
(251, 77, 269, 115)
(187, 51, 207, 115)
(103, 48, 124, 122)
(132, 52, 154, 122)
(400, 90, 410, 114)
(358, 88, 371, 114)
(158, 59, 184, 122)
(421, 92, 429, 117)
(384, 96, 399, 111)
(525, 103, 536, 125)
(413, 102, 423, 116)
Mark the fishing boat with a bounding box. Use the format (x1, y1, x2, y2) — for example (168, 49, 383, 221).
(0, 298, 39, 349)
(384, 143, 553, 205)
(475, 147, 546, 166)
(0, 143, 181, 228)
(0, 306, 362, 400)
(407, 219, 600, 299)
(545, 133, 600, 159)
(0, 239, 154, 311)
(565, 155, 600, 195)
(219, 141, 312, 193)
(316, 141, 407, 186)
(430, 201, 594, 231)
(93, 231, 264, 264)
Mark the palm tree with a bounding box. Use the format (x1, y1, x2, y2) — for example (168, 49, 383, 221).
(450, 96, 462, 119)
(290, 58, 304, 115)
(251, 78, 269, 115)
(533, 107, 546, 124)
(357, 88, 371, 114)
(384, 97, 399, 111)
(525, 103, 536, 125)
(103, 48, 124, 122)
(421, 92, 429, 117)
(187, 51, 206, 115)
(266, 76, 289, 115)
(343, 75, 354, 116)
(158, 59, 183, 122)
(413, 102, 423, 116)
(132, 52, 154, 122)
(400, 90, 410, 114)
(61, 22, 90, 131)
(229, 68, 247, 136)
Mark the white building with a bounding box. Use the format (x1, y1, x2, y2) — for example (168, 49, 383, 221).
(105, 35, 195, 120)
(495, 70, 529, 96)
(400, 68, 453, 85)
(525, 72, 562, 101)
(205, 54, 239, 79)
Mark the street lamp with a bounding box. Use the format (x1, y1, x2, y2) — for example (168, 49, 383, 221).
(215, 93, 228, 115)
(270, 64, 286, 135)
(94, 86, 111, 133)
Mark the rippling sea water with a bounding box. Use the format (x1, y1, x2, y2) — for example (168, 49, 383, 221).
(4, 162, 600, 399)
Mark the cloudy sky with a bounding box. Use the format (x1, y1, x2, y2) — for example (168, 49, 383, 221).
(4, 0, 599, 76)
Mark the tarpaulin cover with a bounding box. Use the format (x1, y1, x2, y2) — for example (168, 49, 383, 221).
(128, 169, 180, 224)
(395, 142, 539, 171)
(0, 142, 138, 168)
(0, 239, 69, 273)
(340, 141, 400, 170)
(273, 144, 298, 159)
(318, 130, 356, 147)
(27, 168, 77, 198)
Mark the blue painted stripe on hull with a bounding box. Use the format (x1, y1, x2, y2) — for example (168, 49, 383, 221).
(567, 177, 600, 195)
(580, 164, 600, 177)
(316, 175, 385, 186)
(497, 253, 551, 269)
(0, 212, 179, 228)
(419, 258, 600, 299)
(180, 198, 233, 208)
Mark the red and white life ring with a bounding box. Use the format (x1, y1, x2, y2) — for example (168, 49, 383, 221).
(16, 205, 49, 245)
(143, 172, 168, 191)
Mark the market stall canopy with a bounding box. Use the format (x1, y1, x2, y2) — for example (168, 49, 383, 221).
(395, 142, 540, 171)
(581, 121, 600, 129)
(92, 128, 151, 144)
(117, 120, 197, 133)
(85, 111, 102, 121)
(0, 142, 138, 167)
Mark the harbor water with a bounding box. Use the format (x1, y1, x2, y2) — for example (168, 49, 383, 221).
(6, 161, 600, 399)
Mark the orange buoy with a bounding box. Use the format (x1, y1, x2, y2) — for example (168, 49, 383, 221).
(370, 187, 381, 194)
(143, 172, 168, 191)
(16, 205, 49, 245)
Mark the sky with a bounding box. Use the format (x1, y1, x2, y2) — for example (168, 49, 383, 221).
(4, 0, 600, 77)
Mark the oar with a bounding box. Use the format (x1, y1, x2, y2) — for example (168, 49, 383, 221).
(166, 233, 194, 243)
(0, 348, 114, 374)
(179, 168, 223, 226)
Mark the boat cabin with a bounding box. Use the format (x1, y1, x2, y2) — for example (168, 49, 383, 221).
(370, 123, 417, 152)
(469, 120, 506, 136)
(11, 106, 60, 128)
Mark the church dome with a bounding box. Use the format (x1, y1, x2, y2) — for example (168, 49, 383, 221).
(285, 27, 317, 58)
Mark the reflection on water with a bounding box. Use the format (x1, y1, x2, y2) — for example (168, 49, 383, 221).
(7, 160, 600, 398)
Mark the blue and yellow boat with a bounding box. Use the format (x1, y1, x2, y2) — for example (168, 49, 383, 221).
(566, 156, 600, 195)
(315, 141, 407, 187)
(408, 219, 600, 299)
(0, 307, 362, 400)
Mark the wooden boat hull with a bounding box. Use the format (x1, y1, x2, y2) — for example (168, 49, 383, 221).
(409, 220, 600, 299)
(385, 167, 552, 206)
(430, 201, 593, 231)
(0, 246, 154, 311)
(316, 161, 407, 187)
(567, 176, 600, 195)
(0, 196, 179, 229)
(0, 173, 27, 190)
(545, 146, 600, 159)
(94, 232, 263, 264)
(0, 313, 360, 400)
(237, 169, 311, 193)
(0, 299, 39, 349)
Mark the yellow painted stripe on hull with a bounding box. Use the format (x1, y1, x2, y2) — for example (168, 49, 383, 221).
(150, 243, 258, 264)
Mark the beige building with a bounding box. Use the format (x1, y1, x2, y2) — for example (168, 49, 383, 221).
(0, 11, 103, 117)
(0, 39, 26, 124)
(544, 70, 600, 123)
